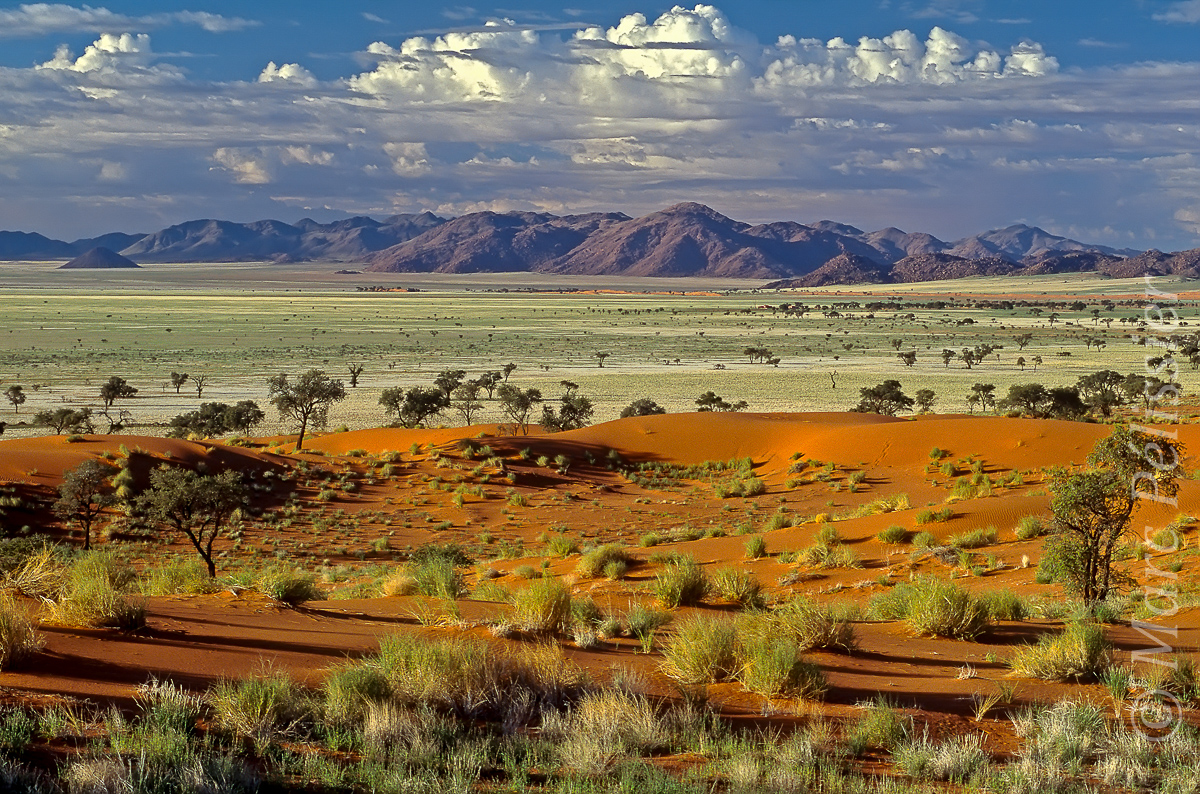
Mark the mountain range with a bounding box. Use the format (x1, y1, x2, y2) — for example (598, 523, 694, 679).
(5, 202, 1195, 284)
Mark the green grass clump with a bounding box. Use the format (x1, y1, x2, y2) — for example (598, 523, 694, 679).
(774, 601, 858, 652)
(735, 630, 827, 699)
(709, 567, 765, 609)
(949, 526, 998, 549)
(660, 615, 737, 684)
(868, 577, 989, 640)
(141, 560, 221, 596)
(510, 578, 572, 633)
(545, 535, 579, 558)
(638, 532, 661, 548)
(877, 525, 908, 544)
(1015, 516, 1047, 540)
(321, 660, 391, 727)
(744, 534, 767, 559)
(979, 589, 1029, 621)
(846, 695, 908, 755)
(48, 551, 145, 630)
(406, 558, 466, 599)
(0, 594, 42, 670)
(1009, 622, 1112, 681)
(575, 544, 632, 579)
(652, 556, 708, 608)
(911, 531, 937, 548)
(915, 507, 953, 525)
(257, 567, 323, 606)
(208, 668, 310, 749)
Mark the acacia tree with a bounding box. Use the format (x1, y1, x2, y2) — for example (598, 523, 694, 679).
(193, 375, 208, 398)
(497, 384, 542, 435)
(433, 369, 466, 400)
(853, 380, 913, 415)
(5, 385, 25, 413)
(381, 386, 448, 428)
(170, 372, 189, 393)
(136, 467, 246, 577)
(1045, 426, 1184, 605)
(53, 459, 116, 551)
(99, 376, 137, 409)
(914, 388, 936, 413)
(696, 392, 748, 412)
(267, 370, 347, 450)
(168, 401, 265, 438)
(541, 383, 594, 432)
(621, 398, 667, 418)
(450, 382, 485, 425)
(347, 364, 365, 388)
(35, 407, 93, 434)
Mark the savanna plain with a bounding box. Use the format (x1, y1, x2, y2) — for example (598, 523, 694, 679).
(0, 261, 1197, 793)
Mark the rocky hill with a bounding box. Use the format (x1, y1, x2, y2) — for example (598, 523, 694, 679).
(6, 203, 1198, 285)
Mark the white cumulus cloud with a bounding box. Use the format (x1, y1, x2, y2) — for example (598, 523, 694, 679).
(258, 61, 317, 87)
(0, 3, 256, 38)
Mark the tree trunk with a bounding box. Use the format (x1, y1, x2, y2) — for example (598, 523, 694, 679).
(297, 415, 308, 451)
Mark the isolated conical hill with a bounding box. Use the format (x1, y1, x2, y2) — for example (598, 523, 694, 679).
(57, 247, 139, 269)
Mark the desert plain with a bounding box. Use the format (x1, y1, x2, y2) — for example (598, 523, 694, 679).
(0, 262, 1196, 793)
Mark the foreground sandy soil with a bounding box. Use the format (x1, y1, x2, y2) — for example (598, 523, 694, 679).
(0, 410, 1197, 762)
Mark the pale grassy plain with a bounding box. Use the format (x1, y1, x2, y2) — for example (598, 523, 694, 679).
(0, 261, 1193, 437)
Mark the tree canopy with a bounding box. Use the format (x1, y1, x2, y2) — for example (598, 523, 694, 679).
(135, 467, 246, 577)
(853, 380, 913, 415)
(267, 370, 346, 450)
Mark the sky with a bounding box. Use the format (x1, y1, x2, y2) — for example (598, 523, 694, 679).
(1, 1, 1199, 251)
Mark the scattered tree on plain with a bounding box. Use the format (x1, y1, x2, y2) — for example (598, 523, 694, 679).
(35, 407, 94, 435)
(594, 352, 610, 368)
(1043, 426, 1183, 606)
(380, 386, 448, 429)
(267, 370, 347, 450)
(541, 382, 594, 432)
(695, 392, 748, 412)
(168, 401, 266, 438)
(620, 398, 667, 418)
(193, 375, 208, 398)
(53, 459, 117, 551)
(135, 467, 246, 577)
(99, 376, 137, 409)
(170, 372, 189, 394)
(433, 369, 466, 400)
(347, 364, 364, 388)
(914, 388, 936, 413)
(4, 385, 25, 413)
(497, 384, 542, 435)
(853, 380, 913, 416)
(450, 382, 485, 425)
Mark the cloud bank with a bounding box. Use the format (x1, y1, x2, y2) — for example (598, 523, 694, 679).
(0, 3, 1196, 251)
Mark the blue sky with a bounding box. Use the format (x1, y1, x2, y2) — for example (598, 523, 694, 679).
(1, 1, 1198, 250)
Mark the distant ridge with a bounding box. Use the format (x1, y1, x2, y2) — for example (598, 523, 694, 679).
(57, 247, 140, 270)
(4, 203, 1195, 285)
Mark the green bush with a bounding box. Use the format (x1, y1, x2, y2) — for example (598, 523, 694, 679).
(576, 545, 632, 579)
(624, 603, 671, 643)
(1015, 516, 1047, 540)
(911, 531, 937, 549)
(735, 632, 826, 699)
(660, 615, 737, 684)
(653, 556, 708, 608)
(877, 525, 908, 544)
(774, 601, 858, 652)
(546, 535, 579, 558)
(875, 577, 989, 640)
(979, 589, 1029, 621)
(949, 526, 998, 549)
(1009, 622, 1112, 681)
(257, 568, 323, 606)
(744, 535, 767, 559)
(846, 695, 908, 755)
(321, 660, 391, 727)
(510, 578, 572, 633)
(407, 558, 466, 599)
(49, 551, 145, 630)
(208, 669, 310, 749)
(709, 567, 765, 609)
(0, 594, 42, 670)
(141, 560, 220, 596)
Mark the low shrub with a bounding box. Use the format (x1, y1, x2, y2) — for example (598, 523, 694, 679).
(878, 525, 908, 544)
(407, 558, 466, 599)
(510, 578, 572, 633)
(321, 660, 391, 727)
(949, 526, 998, 549)
(208, 668, 310, 749)
(744, 535, 767, 559)
(660, 615, 737, 684)
(653, 556, 708, 608)
(1009, 621, 1112, 681)
(546, 535, 579, 558)
(979, 589, 1029, 621)
(774, 601, 858, 652)
(1015, 516, 1047, 540)
(873, 577, 989, 640)
(846, 695, 908, 754)
(0, 594, 42, 670)
(576, 545, 632, 579)
(141, 560, 219, 596)
(735, 632, 826, 699)
(709, 567, 765, 609)
(48, 552, 145, 630)
(257, 568, 323, 606)
(911, 531, 937, 548)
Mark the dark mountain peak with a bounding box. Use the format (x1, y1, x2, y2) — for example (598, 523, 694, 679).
(810, 220, 866, 237)
(766, 253, 893, 288)
(655, 202, 737, 222)
(58, 247, 139, 269)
